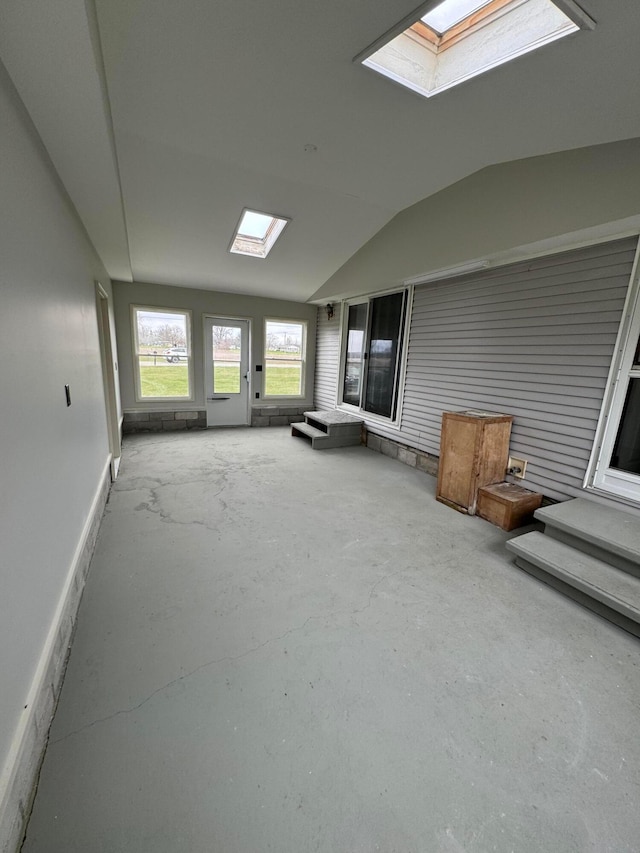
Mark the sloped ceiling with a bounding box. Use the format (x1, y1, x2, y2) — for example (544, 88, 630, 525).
(1, 0, 639, 301)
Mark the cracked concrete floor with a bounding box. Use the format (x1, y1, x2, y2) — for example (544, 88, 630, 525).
(23, 428, 640, 853)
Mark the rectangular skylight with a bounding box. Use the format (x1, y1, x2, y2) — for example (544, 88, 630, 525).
(357, 0, 594, 99)
(229, 209, 290, 258)
(421, 0, 493, 34)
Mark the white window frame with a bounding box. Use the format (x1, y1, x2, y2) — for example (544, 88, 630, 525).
(263, 318, 307, 399)
(337, 287, 412, 428)
(131, 305, 194, 403)
(585, 239, 640, 505)
(356, 0, 593, 101)
(229, 209, 291, 259)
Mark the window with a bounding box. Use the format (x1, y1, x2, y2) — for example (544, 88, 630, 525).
(587, 250, 640, 504)
(229, 209, 290, 258)
(356, 0, 593, 99)
(421, 0, 494, 33)
(264, 319, 307, 397)
(340, 290, 409, 421)
(132, 306, 193, 400)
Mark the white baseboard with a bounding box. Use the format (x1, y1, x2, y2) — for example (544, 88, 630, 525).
(0, 459, 111, 853)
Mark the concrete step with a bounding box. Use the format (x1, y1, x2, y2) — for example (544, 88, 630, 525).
(535, 498, 640, 578)
(291, 422, 326, 441)
(291, 422, 361, 450)
(506, 531, 640, 638)
(303, 410, 363, 436)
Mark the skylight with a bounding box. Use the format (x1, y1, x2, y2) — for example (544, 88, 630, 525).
(229, 209, 290, 259)
(357, 0, 594, 99)
(421, 0, 493, 34)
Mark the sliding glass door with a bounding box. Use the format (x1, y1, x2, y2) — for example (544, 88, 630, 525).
(340, 290, 408, 421)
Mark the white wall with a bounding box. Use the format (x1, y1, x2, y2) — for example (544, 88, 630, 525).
(112, 280, 318, 412)
(314, 304, 342, 411)
(312, 138, 640, 301)
(0, 58, 115, 821)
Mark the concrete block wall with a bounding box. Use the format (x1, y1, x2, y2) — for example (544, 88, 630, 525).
(251, 406, 307, 427)
(122, 410, 206, 434)
(366, 432, 439, 477)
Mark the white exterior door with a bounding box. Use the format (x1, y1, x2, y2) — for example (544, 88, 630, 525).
(204, 317, 250, 427)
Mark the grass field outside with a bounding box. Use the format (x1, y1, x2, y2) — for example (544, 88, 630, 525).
(264, 365, 301, 396)
(213, 364, 241, 393)
(213, 363, 301, 395)
(139, 360, 302, 398)
(140, 364, 190, 397)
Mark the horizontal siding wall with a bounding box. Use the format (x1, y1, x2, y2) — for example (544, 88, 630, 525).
(397, 237, 637, 500)
(314, 304, 342, 410)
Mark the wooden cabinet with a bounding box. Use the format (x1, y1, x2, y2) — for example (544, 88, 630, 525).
(436, 410, 513, 515)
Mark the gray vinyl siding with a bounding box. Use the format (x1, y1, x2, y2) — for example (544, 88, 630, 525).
(314, 303, 342, 410)
(398, 237, 637, 501)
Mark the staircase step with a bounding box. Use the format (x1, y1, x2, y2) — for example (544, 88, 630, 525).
(535, 498, 640, 577)
(291, 422, 361, 449)
(506, 531, 640, 637)
(291, 422, 326, 441)
(304, 410, 363, 436)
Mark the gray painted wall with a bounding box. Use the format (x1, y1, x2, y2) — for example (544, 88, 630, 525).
(112, 281, 318, 413)
(0, 59, 115, 801)
(312, 139, 640, 302)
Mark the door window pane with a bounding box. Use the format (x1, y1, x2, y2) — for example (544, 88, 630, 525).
(363, 292, 406, 418)
(610, 378, 640, 475)
(212, 325, 241, 393)
(343, 303, 367, 406)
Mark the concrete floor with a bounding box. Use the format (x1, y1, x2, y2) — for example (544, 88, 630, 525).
(23, 428, 640, 853)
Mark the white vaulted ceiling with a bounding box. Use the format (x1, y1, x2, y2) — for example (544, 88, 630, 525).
(1, 0, 640, 301)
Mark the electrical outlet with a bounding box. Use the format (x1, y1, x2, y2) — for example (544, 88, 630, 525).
(508, 456, 527, 479)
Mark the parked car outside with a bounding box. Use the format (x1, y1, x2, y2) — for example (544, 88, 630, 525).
(165, 346, 187, 363)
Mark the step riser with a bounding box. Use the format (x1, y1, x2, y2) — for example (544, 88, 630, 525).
(312, 436, 361, 449)
(512, 555, 640, 639)
(544, 527, 640, 579)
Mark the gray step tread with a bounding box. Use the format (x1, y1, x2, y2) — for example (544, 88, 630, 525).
(292, 423, 361, 449)
(507, 531, 640, 622)
(535, 498, 640, 566)
(292, 422, 326, 439)
(303, 410, 364, 427)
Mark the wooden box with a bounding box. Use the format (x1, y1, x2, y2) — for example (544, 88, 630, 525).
(436, 410, 513, 515)
(477, 482, 543, 531)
